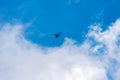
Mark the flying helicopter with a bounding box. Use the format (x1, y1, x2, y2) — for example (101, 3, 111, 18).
(53, 32, 61, 38)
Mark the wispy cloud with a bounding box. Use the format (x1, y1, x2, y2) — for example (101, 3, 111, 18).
(0, 19, 120, 80)
(66, 0, 80, 5)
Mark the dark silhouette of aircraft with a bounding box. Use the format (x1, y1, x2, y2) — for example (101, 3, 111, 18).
(54, 32, 61, 38)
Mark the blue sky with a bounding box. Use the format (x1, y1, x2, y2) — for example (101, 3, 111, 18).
(0, 0, 120, 46)
(0, 0, 120, 80)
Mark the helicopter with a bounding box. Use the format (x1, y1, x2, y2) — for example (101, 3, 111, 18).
(53, 32, 61, 38)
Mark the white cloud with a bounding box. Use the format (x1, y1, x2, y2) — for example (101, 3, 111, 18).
(1, 19, 120, 80)
(66, 0, 80, 5)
